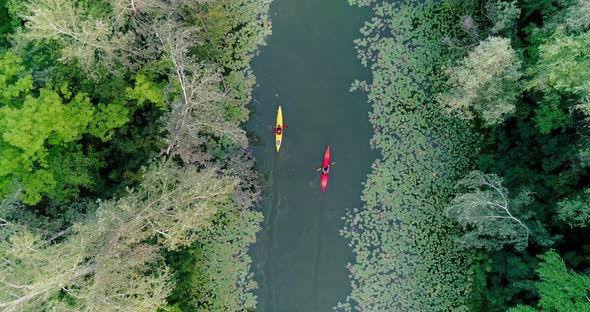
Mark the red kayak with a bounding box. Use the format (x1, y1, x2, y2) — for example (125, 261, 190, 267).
(321, 146, 330, 192)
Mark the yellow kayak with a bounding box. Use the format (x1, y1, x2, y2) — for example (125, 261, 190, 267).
(275, 106, 283, 152)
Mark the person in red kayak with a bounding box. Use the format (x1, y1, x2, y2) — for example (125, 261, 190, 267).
(317, 162, 336, 173)
(273, 124, 288, 134)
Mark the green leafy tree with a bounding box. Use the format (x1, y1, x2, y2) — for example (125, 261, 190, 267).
(557, 188, 590, 228)
(126, 73, 167, 110)
(439, 36, 522, 126)
(0, 51, 33, 107)
(0, 50, 135, 204)
(1, 88, 91, 204)
(1, 0, 270, 310)
(527, 30, 590, 132)
(485, 0, 521, 36)
(476, 252, 539, 311)
(526, 2, 590, 133)
(509, 250, 590, 312)
(447, 171, 530, 251)
(184, 0, 272, 120)
(0, 79, 128, 203)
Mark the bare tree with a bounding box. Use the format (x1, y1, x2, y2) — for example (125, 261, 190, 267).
(20, 0, 135, 75)
(0, 160, 238, 311)
(0, 221, 96, 311)
(446, 170, 530, 251)
(156, 22, 248, 164)
(438, 37, 522, 126)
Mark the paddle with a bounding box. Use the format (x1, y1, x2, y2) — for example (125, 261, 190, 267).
(315, 162, 336, 172)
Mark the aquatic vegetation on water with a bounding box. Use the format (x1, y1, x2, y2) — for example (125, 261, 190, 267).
(338, 1, 479, 310)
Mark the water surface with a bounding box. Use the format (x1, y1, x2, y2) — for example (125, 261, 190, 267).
(247, 1, 374, 310)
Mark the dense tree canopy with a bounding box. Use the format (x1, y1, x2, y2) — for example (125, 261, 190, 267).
(5, 0, 590, 310)
(441, 0, 590, 310)
(0, 0, 270, 310)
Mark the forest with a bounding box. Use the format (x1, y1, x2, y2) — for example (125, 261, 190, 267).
(2, 0, 590, 311)
(0, 0, 270, 310)
(340, 0, 590, 311)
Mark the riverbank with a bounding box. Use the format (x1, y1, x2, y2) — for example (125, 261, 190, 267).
(338, 1, 479, 310)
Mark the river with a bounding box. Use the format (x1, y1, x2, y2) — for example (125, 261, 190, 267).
(246, 0, 374, 311)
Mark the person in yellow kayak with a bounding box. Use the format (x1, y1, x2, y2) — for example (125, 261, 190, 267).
(273, 124, 288, 135)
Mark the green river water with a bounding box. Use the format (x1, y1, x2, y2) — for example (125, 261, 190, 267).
(246, 1, 375, 311)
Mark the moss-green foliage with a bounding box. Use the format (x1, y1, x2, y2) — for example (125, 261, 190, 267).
(0, 0, 13, 46)
(484, 252, 540, 309)
(165, 205, 262, 312)
(47, 56, 168, 196)
(519, 0, 568, 21)
(94, 103, 166, 196)
(126, 73, 167, 111)
(184, 0, 271, 128)
(189, 0, 272, 72)
(0, 50, 159, 204)
(486, 0, 521, 36)
(338, 1, 479, 310)
(474, 118, 582, 309)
